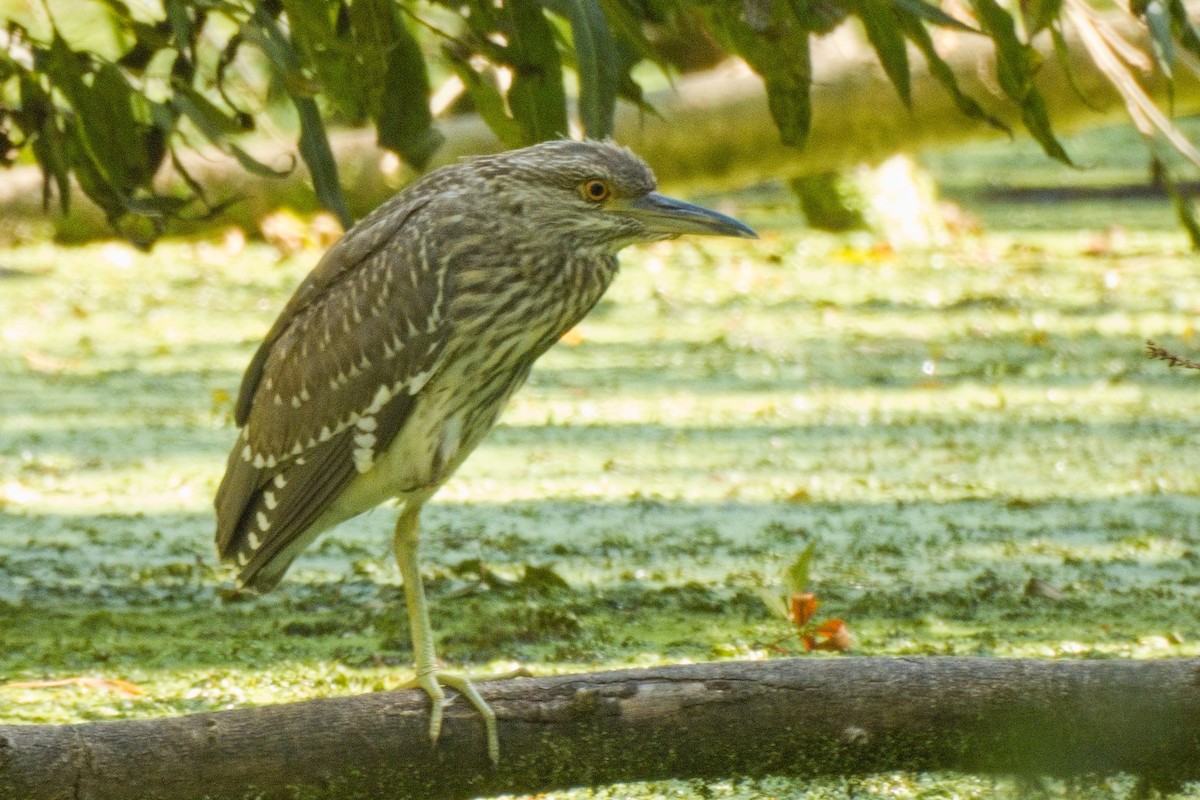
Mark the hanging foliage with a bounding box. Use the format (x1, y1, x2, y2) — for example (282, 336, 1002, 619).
(2, 0, 1200, 244)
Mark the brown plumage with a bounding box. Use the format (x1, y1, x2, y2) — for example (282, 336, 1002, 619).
(214, 139, 756, 761)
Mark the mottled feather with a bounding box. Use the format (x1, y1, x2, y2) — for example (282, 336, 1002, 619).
(214, 192, 451, 580)
(214, 140, 742, 592)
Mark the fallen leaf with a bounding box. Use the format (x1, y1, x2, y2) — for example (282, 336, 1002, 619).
(791, 592, 819, 626)
(807, 619, 853, 652)
(1, 677, 146, 696)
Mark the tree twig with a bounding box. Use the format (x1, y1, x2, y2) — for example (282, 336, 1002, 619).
(1146, 339, 1200, 370)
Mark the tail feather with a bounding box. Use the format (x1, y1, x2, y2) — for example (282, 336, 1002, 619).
(214, 428, 359, 591)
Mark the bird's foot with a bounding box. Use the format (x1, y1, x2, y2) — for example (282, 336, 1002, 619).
(401, 669, 512, 765)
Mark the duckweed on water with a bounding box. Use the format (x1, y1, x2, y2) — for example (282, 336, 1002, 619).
(4, 139, 1200, 798)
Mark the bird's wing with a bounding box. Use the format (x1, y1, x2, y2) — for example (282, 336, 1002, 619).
(214, 196, 450, 586)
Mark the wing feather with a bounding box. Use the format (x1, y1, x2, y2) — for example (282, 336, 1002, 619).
(214, 195, 449, 585)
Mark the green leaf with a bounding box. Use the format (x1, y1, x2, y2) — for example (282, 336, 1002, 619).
(446, 51, 526, 149)
(858, 0, 912, 106)
(1166, 0, 1200, 60)
(597, 0, 662, 62)
(350, 0, 442, 169)
(40, 36, 158, 190)
(543, 0, 620, 138)
(753, 587, 791, 621)
(295, 95, 351, 228)
(228, 144, 296, 179)
(245, 6, 351, 226)
(1141, 0, 1176, 84)
(63, 118, 129, 225)
(19, 75, 71, 213)
(377, 31, 443, 168)
(240, 6, 320, 99)
(765, 68, 813, 147)
(890, 0, 978, 32)
(171, 80, 248, 138)
(505, 0, 569, 143)
(282, 0, 364, 119)
(1020, 0, 1062, 35)
(971, 0, 1025, 96)
(1020, 88, 1073, 164)
(163, 0, 195, 48)
(115, 21, 172, 74)
(705, 4, 812, 147)
(971, 0, 1072, 165)
(784, 544, 816, 595)
(1049, 24, 1103, 111)
(897, 12, 1009, 132)
(172, 59, 290, 179)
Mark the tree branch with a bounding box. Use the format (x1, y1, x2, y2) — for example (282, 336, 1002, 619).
(1146, 339, 1200, 370)
(3, 657, 1200, 800)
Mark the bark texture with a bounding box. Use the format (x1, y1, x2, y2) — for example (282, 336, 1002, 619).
(2, 657, 1200, 800)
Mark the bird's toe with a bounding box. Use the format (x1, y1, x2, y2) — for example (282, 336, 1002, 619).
(401, 670, 499, 765)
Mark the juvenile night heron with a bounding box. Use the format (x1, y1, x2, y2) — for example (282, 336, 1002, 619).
(214, 139, 755, 761)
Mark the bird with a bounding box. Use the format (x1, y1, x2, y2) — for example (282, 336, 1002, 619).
(213, 139, 756, 763)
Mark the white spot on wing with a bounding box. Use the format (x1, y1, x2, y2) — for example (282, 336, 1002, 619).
(248, 531, 260, 549)
(274, 473, 287, 489)
(366, 385, 392, 414)
(264, 491, 277, 510)
(353, 449, 375, 473)
(256, 511, 270, 531)
(408, 368, 434, 395)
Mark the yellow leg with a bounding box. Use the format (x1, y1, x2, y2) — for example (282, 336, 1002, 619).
(393, 504, 500, 764)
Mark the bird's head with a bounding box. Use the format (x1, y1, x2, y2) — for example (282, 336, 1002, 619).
(465, 140, 757, 252)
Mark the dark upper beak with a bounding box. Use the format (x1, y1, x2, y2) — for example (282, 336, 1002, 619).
(623, 192, 758, 239)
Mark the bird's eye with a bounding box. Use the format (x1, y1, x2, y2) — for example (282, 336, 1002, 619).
(580, 179, 611, 203)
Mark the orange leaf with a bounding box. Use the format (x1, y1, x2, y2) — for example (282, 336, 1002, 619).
(1, 677, 146, 696)
(810, 619, 853, 652)
(791, 593, 819, 626)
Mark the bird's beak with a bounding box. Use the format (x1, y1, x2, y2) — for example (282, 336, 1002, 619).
(622, 192, 758, 239)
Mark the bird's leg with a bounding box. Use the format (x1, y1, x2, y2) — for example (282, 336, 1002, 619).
(393, 505, 500, 764)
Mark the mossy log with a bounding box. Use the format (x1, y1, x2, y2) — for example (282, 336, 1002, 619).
(4, 7, 1200, 243)
(2, 657, 1200, 800)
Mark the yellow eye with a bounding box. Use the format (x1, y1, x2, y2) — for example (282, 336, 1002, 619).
(580, 179, 611, 203)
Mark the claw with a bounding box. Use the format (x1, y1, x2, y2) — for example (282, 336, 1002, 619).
(401, 670, 500, 764)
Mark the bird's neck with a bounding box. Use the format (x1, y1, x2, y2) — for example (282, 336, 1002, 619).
(554, 250, 619, 319)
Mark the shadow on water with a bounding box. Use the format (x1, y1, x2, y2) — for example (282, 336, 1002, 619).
(3, 490, 1200, 677)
